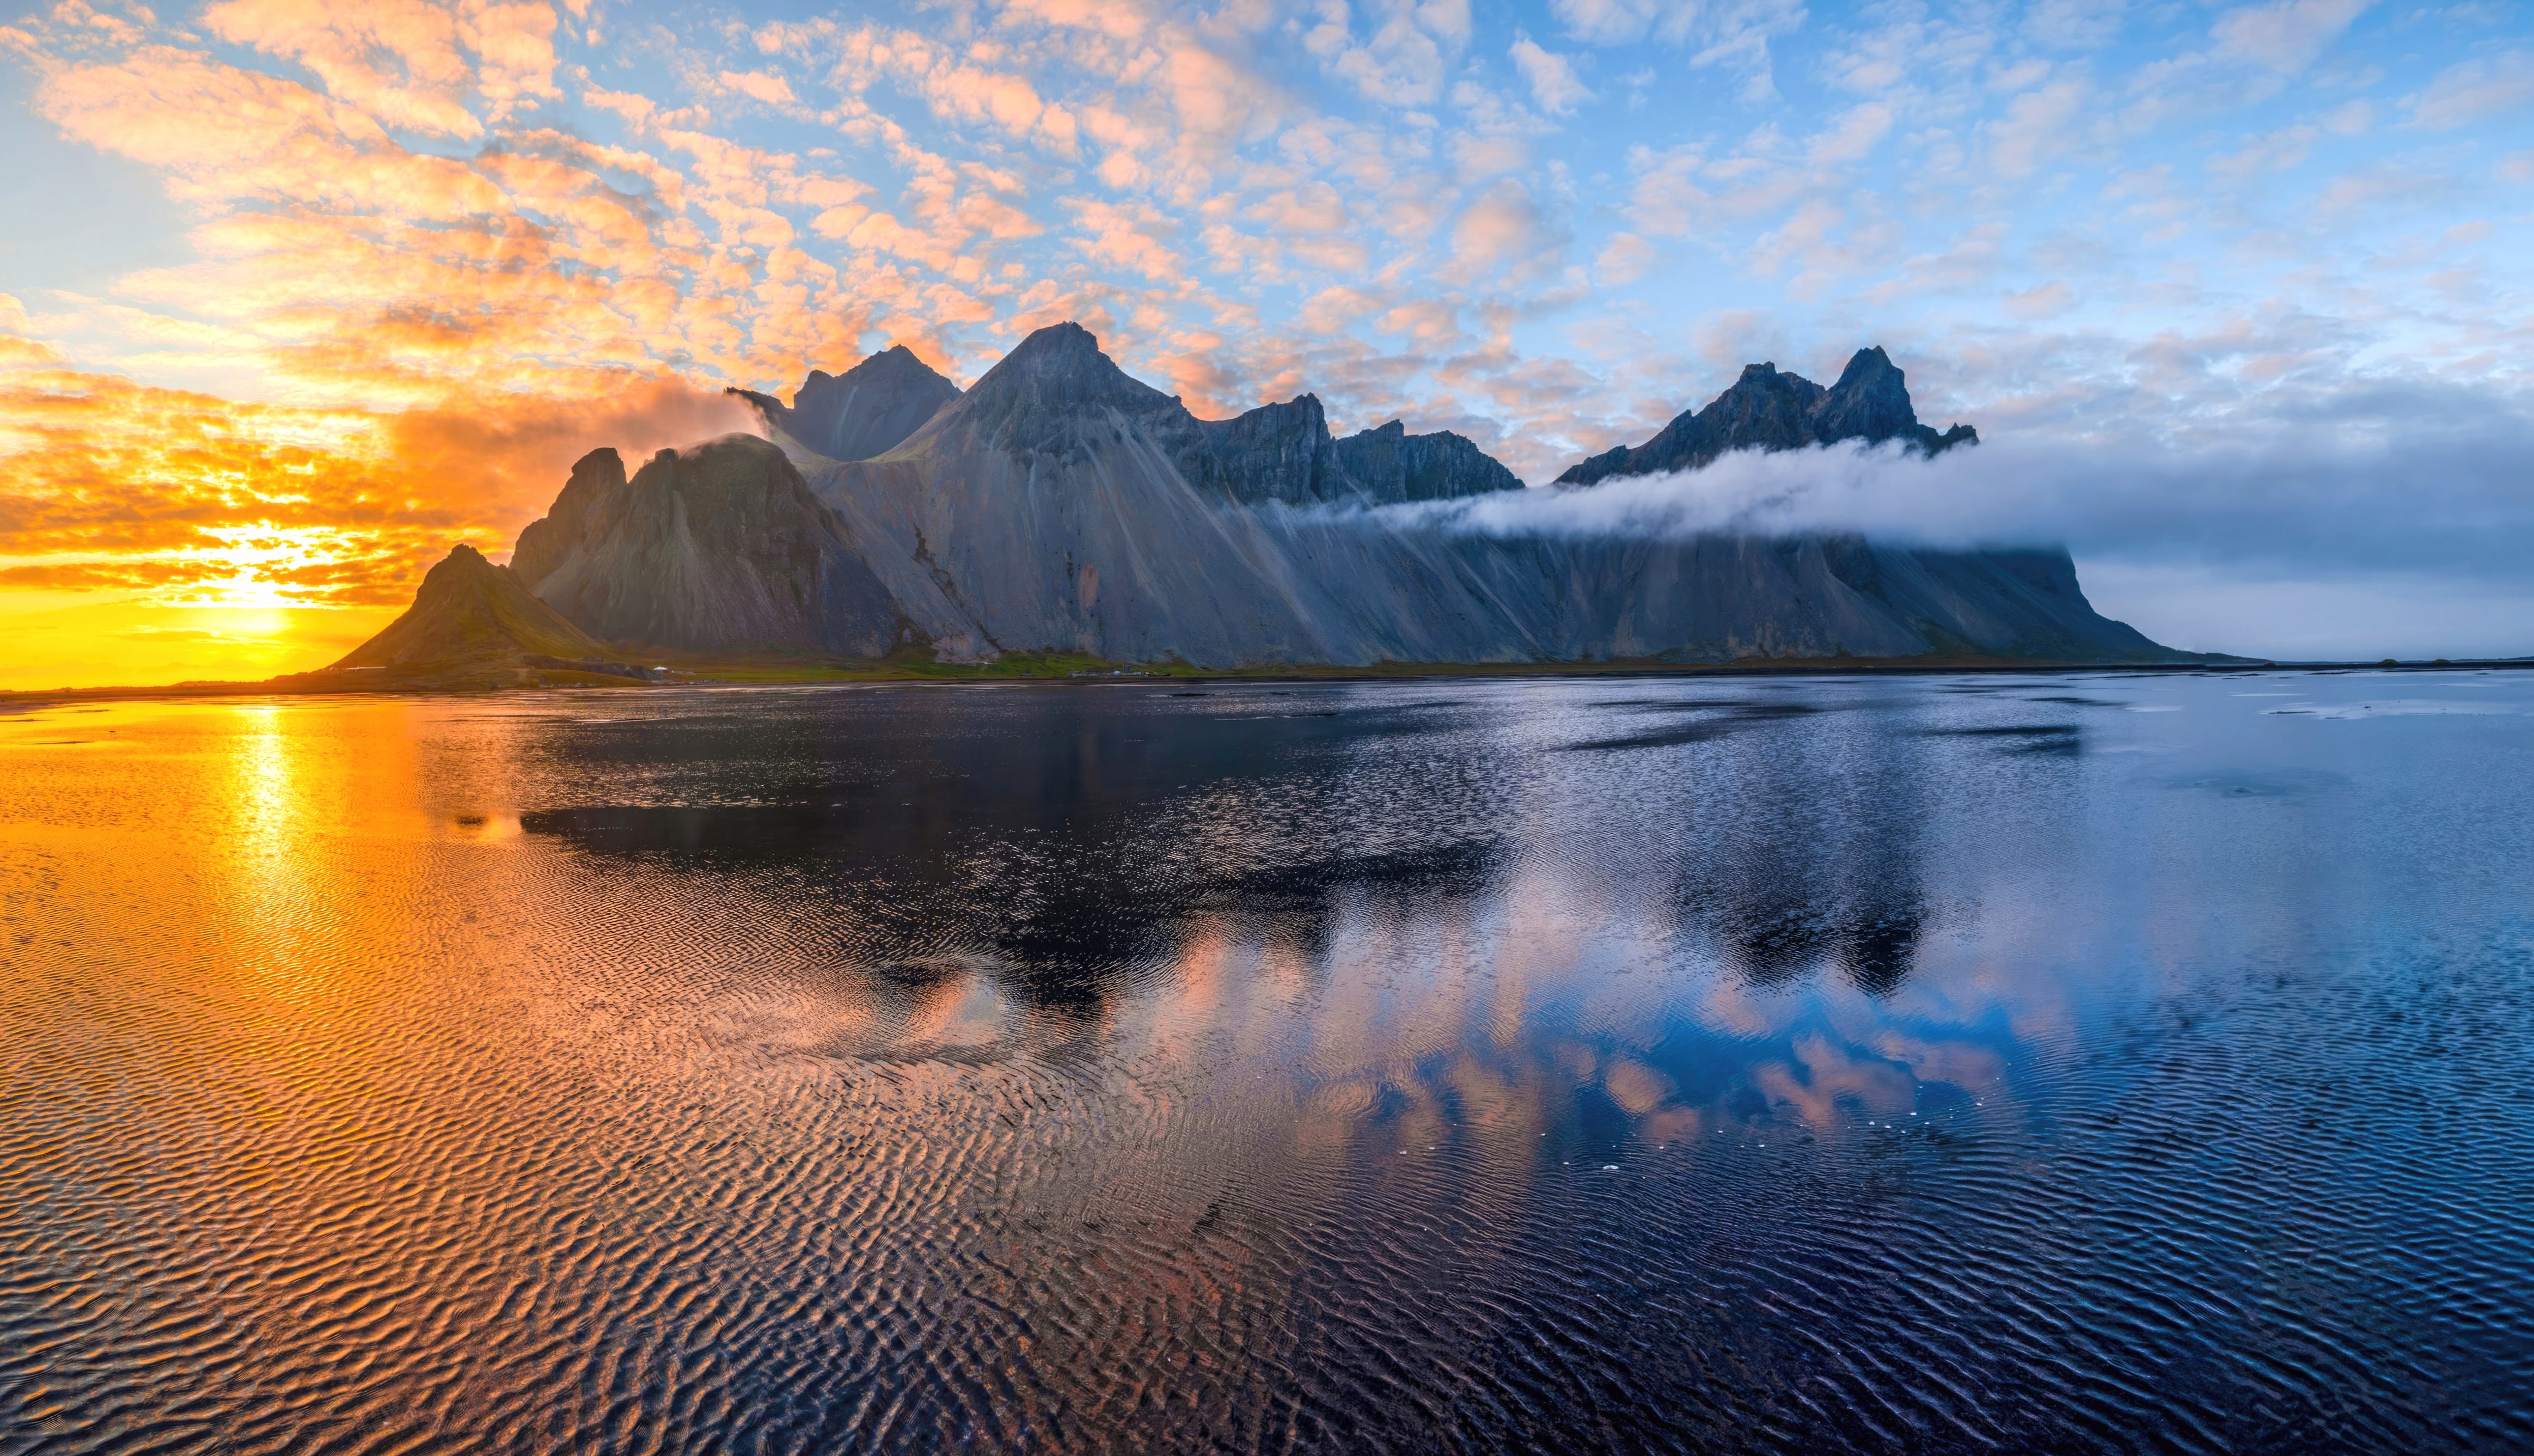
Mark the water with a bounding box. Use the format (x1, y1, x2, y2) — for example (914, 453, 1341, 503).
(3, 670, 2530, 1454)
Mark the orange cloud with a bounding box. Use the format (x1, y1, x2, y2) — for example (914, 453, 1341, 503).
(0, 347, 757, 626)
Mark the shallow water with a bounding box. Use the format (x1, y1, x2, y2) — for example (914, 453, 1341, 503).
(3, 670, 2530, 1454)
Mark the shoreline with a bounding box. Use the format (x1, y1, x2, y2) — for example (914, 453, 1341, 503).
(6, 653, 2526, 706)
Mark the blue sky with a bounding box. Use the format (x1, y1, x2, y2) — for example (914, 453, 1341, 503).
(1, 0, 2530, 660)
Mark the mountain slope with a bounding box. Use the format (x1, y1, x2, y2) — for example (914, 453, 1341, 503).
(324, 544, 627, 684)
(511, 438, 908, 655)
(732, 345, 960, 461)
(1558, 347, 1978, 487)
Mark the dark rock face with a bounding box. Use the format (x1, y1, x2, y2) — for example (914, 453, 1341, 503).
(509, 436, 907, 655)
(1182, 395, 1348, 505)
(1557, 346, 1979, 486)
(732, 344, 960, 462)
(1334, 420, 1526, 504)
(327, 544, 615, 681)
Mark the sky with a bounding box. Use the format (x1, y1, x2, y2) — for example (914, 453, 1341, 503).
(0, 0, 2528, 685)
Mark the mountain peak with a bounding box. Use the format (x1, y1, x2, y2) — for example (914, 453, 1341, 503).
(952, 322, 1179, 453)
(1003, 321, 1104, 364)
(328, 541, 613, 679)
(1838, 344, 1896, 377)
(840, 343, 947, 389)
(1556, 344, 1975, 486)
(738, 342, 961, 462)
(1814, 345, 1918, 443)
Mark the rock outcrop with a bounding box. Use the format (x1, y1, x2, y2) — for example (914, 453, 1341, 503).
(1333, 420, 1525, 504)
(1557, 346, 1978, 487)
(732, 345, 960, 461)
(509, 437, 909, 656)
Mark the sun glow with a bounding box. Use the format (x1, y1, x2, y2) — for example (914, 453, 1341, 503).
(0, 347, 752, 686)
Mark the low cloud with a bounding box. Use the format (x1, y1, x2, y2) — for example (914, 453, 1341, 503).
(1384, 402, 2532, 579)
(1349, 380, 2534, 656)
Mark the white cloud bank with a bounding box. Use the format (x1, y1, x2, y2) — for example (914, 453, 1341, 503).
(1368, 384, 2534, 659)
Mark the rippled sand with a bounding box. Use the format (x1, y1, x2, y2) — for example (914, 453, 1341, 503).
(3, 670, 2530, 1453)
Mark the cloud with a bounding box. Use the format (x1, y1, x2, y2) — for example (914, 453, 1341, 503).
(1441, 178, 1562, 284)
(1508, 33, 1593, 113)
(1595, 231, 1660, 284)
(1337, 375, 2534, 658)
(1624, 144, 1709, 238)
(199, 0, 561, 138)
(0, 356, 758, 608)
(1805, 102, 1892, 165)
(2004, 280, 2074, 319)
(1548, 0, 1693, 47)
(2406, 51, 2534, 131)
(2210, 0, 2373, 75)
(1375, 378, 2534, 603)
(1546, 0, 1801, 96)
(1312, 0, 1464, 108)
(1986, 77, 2096, 179)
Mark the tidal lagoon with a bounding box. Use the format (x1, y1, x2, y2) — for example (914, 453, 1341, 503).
(3, 671, 2529, 1453)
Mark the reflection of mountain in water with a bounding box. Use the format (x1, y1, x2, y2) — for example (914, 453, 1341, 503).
(516, 689, 1504, 1008)
(1641, 696, 1934, 994)
(497, 682, 2065, 1008)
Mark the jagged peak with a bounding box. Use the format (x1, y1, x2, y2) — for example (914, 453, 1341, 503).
(1003, 320, 1103, 363)
(407, 542, 522, 603)
(1554, 343, 1969, 486)
(1206, 391, 1327, 431)
(864, 341, 939, 372)
(959, 321, 1176, 417)
(1816, 344, 1922, 442)
(571, 445, 624, 475)
(1834, 345, 1899, 383)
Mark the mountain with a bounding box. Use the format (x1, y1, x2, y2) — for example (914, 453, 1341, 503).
(731, 345, 960, 461)
(782, 323, 2165, 665)
(340, 322, 2180, 675)
(319, 544, 646, 686)
(1558, 347, 1978, 487)
(509, 437, 909, 656)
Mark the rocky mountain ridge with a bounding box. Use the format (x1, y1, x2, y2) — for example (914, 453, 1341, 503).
(340, 323, 2177, 678)
(1558, 347, 1976, 487)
